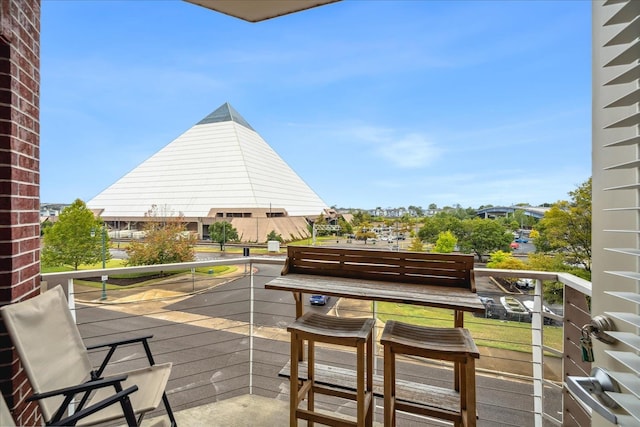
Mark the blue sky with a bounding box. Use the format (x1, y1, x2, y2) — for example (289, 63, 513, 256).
(41, 0, 591, 210)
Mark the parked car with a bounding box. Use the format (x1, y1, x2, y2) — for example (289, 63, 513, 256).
(309, 295, 330, 306)
(516, 278, 534, 289)
(522, 300, 558, 325)
(500, 296, 531, 322)
(515, 237, 529, 243)
(510, 242, 519, 249)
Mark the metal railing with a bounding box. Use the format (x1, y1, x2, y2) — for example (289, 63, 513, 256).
(40, 257, 592, 427)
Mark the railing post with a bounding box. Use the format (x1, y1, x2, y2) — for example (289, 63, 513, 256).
(67, 277, 77, 415)
(249, 258, 254, 395)
(532, 278, 543, 427)
(67, 277, 76, 322)
(373, 300, 378, 372)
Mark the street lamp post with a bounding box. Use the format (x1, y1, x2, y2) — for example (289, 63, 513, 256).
(100, 225, 106, 300)
(91, 225, 107, 301)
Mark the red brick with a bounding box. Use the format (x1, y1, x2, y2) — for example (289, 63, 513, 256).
(17, 210, 37, 223)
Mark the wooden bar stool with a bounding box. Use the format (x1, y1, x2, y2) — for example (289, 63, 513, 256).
(380, 321, 480, 427)
(287, 312, 375, 427)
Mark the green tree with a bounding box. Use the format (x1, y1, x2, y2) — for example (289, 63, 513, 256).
(486, 250, 527, 269)
(445, 204, 476, 220)
(408, 237, 424, 252)
(536, 178, 592, 271)
(40, 218, 53, 236)
(511, 209, 537, 230)
(407, 205, 424, 217)
(42, 199, 111, 270)
(351, 210, 371, 226)
(126, 207, 196, 266)
(433, 231, 457, 253)
(209, 221, 239, 250)
(457, 218, 513, 262)
(418, 214, 462, 243)
(338, 217, 353, 235)
(266, 230, 283, 243)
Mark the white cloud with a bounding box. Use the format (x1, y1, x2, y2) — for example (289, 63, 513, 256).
(344, 126, 442, 168)
(375, 134, 442, 168)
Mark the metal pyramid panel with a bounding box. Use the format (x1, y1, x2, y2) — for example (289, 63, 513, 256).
(87, 104, 328, 218)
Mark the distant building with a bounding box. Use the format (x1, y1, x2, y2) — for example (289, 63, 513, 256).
(87, 103, 331, 242)
(40, 203, 69, 218)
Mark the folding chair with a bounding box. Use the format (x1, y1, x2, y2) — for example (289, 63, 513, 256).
(1, 285, 176, 426)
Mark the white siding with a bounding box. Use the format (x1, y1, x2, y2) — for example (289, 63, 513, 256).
(592, 0, 640, 424)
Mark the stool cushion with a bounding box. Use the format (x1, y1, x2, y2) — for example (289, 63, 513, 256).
(381, 320, 479, 358)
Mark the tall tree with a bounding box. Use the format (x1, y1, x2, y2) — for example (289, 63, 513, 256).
(457, 218, 513, 262)
(42, 199, 110, 270)
(536, 178, 592, 271)
(417, 214, 462, 243)
(208, 221, 239, 250)
(126, 206, 196, 266)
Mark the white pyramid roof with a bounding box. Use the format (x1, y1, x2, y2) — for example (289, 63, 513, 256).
(87, 103, 328, 218)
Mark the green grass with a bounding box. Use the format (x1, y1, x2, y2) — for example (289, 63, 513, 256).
(376, 302, 563, 354)
(72, 265, 237, 290)
(41, 259, 126, 274)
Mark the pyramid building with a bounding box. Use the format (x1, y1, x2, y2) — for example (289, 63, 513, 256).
(87, 103, 330, 242)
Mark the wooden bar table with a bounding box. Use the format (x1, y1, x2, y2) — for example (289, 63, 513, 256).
(266, 273, 485, 327)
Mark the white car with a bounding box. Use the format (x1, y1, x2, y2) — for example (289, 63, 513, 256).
(522, 300, 557, 325)
(516, 278, 534, 289)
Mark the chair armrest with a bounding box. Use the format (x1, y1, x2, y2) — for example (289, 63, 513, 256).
(88, 334, 159, 378)
(48, 385, 139, 427)
(28, 374, 129, 401)
(86, 334, 154, 351)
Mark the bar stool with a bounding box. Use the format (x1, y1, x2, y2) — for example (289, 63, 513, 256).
(380, 321, 480, 427)
(287, 312, 375, 427)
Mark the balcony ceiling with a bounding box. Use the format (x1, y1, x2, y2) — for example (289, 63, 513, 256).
(184, 0, 340, 22)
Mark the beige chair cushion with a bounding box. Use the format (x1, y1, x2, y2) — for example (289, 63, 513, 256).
(78, 363, 172, 426)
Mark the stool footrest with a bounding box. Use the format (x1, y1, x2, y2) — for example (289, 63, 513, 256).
(280, 361, 460, 413)
(297, 407, 363, 427)
(395, 399, 460, 422)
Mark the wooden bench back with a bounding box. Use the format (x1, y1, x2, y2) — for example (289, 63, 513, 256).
(282, 246, 475, 291)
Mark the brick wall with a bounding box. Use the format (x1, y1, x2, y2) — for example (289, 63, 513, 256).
(0, 0, 41, 425)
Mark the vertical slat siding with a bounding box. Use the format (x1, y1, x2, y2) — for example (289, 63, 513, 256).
(563, 286, 591, 425)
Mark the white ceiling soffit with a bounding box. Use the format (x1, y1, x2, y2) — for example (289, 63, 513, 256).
(184, 0, 340, 22)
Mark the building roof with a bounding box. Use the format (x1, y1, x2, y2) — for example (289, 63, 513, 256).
(87, 102, 328, 218)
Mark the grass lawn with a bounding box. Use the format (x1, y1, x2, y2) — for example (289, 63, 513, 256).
(376, 302, 562, 354)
